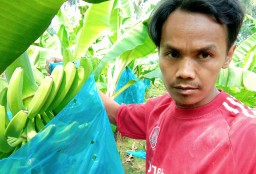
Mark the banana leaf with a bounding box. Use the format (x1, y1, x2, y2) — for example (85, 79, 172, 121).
(0, 0, 66, 74)
(74, 0, 113, 59)
(233, 32, 256, 67)
(108, 0, 131, 43)
(217, 65, 256, 91)
(94, 22, 156, 80)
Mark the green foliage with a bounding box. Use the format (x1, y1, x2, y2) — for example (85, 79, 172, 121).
(1, 0, 255, 107)
(217, 15, 256, 107)
(0, 0, 66, 74)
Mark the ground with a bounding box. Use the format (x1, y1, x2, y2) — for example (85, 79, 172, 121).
(116, 133, 146, 173)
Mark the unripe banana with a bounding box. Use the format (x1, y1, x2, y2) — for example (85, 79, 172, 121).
(26, 118, 37, 141)
(27, 76, 53, 119)
(7, 67, 26, 115)
(7, 136, 23, 147)
(0, 152, 11, 160)
(0, 105, 13, 153)
(45, 110, 55, 119)
(40, 112, 51, 125)
(53, 59, 92, 113)
(0, 87, 7, 107)
(5, 110, 28, 138)
(40, 65, 64, 113)
(35, 114, 45, 132)
(0, 88, 9, 126)
(54, 66, 85, 113)
(48, 62, 77, 110)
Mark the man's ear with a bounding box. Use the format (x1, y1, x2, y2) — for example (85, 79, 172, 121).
(222, 44, 236, 69)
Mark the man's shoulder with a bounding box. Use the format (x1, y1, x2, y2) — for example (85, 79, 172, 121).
(221, 92, 256, 119)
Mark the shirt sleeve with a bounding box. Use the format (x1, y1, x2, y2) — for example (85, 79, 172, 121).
(116, 96, 161, 139)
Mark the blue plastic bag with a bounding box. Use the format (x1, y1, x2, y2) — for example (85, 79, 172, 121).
(0, 74, 124, 174)
(115, 68, 150, 104)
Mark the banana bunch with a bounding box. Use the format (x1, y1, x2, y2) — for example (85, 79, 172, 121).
(0, 58, 92, 159)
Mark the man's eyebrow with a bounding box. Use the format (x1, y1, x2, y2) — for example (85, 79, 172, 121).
(161, 44, 180, 52)
(197, 45, 218, 52)
(161, 44, 218, 52)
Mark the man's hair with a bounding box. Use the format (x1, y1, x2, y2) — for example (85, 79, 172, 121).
(148, 0, 245, 50)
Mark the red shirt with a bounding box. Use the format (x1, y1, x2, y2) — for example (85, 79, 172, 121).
(116, 91, 256, 174)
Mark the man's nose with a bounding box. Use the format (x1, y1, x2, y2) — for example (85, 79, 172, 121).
(176, 58, 196, 79)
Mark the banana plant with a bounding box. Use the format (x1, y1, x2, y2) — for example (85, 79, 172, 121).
(93, 0, 157, 97)
(217, 28, 256, 107)
(30, 0, 158, 99)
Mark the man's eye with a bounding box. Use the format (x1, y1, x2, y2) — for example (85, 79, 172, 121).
(168, 51, 179, 58)
(199, 52, 210, 59)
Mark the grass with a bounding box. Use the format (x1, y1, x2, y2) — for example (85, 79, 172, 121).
(116, 133, 146, 173)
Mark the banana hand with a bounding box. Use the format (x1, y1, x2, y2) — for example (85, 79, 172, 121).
(40, 65, 64, 113)
(54, 58, 92, 113)
(48, 62, 76, 110)
(54, 66, 85, 113)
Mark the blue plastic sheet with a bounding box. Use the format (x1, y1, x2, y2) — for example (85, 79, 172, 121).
(115, 68, 150, 105)
(126, 150, 146, 160)
(0, 74, 124, 174)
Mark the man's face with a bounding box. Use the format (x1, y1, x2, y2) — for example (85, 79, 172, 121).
(159, 9, 235, 108)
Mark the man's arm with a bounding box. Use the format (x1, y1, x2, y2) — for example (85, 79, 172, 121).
(98, 91, 120, 125)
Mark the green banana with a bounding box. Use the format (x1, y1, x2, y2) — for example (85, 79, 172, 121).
(54, 66, 85, 113)
(40, 112, 51, 125)
(7, 67, 26, 115)
(26, 118, 37, 141)
(0, 78, 8, 95)
(45, 110, 55, 120)
(7, 136, 24, 147)
(40, 65, 64, 113)
(5, 52, 38, 100)
(0, 87, 7, 107)
(35, 114, 45, 132)
(53, 58, 92, 113)
(0, 151, 12, 160)
(0, 105, 13, 153)
(48, 62, 77, 110)
(27, 76, 53, 119)
(5, 110, 28, 138)
(23, 95, 33, 109)
(0, 88, 9, 126)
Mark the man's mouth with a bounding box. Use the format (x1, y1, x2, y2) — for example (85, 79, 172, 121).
(173, 85, 199, 95)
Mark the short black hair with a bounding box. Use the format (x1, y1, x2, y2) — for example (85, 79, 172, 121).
(148, 0, 245, 50)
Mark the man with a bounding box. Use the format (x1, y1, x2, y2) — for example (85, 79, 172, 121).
(100, 0, 256, 173)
